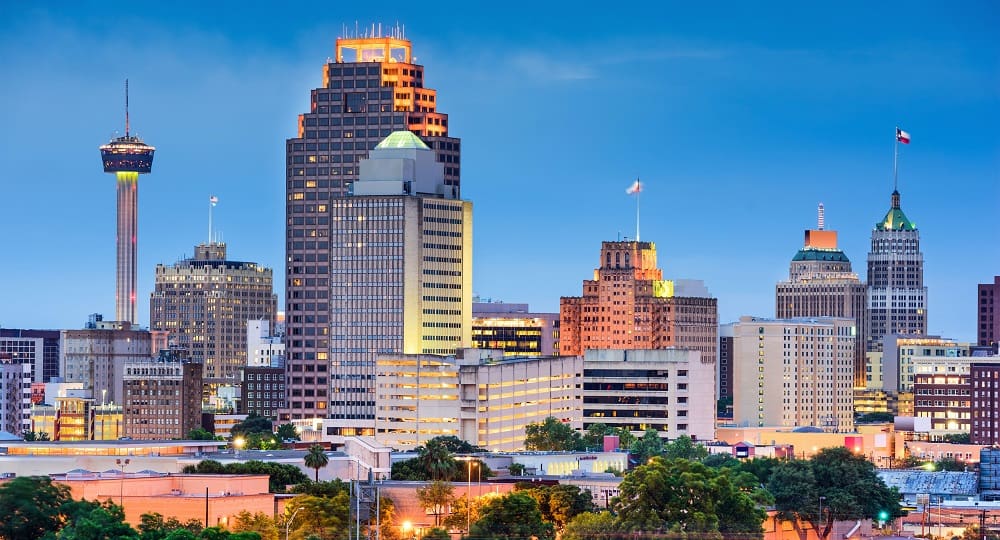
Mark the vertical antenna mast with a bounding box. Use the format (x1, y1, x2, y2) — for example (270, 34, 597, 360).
(125, 79, 130, 137)
(818, 203, 825, 230)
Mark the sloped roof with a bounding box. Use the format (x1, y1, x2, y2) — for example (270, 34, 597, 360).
(374, 131, 430, 150)
(792, 248, 851, 262)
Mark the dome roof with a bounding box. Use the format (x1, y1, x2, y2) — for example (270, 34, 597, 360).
(792, 248, 850, 262)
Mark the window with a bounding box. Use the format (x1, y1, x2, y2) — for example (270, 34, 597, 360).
(344, 93, 366, 113)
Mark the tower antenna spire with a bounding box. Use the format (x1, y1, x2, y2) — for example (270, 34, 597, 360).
(125, 79, 130, 138)
(818, 202, 825, 230)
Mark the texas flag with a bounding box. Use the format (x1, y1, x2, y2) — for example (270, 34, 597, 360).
(210, 195, 219, 206)
(626, 179, 642, 195)
(896, 128, 911, 145)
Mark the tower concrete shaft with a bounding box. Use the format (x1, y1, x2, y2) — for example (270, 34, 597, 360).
(115, 171, 139, 324)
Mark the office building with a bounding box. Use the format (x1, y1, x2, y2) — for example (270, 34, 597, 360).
(150, 242, 277, 383)
(980, 276, 999, 350)
(582, 348, 715, 441)
(731, 316, 856, 431)
(559, 240, 718, 369)
(0, 355, 31, 435)
(913, 355, 1000, 437)
(247, 320, 284, 368)
(99, 81, 155, 324)
(285, 129, 472, 438)
(284, 31, 462, 425)
(122, 349, 203, 440)
(866, 190, 927, 352)
(0, 329, 60, 383)
(472, 301, 559, 356)
(374, 349, 580, 451)
(719, 325, 734, 406)
(972, 362, 1000, 445)
(776, 204, 867, 387)
(877, 334, 965, 393)
(61, 321, 165, 407)
(239, 366, 285, 421)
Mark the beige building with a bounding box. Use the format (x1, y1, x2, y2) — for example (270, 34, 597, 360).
(150, 242, 276, 384)
(313, 131, 472, 438)
(732, 316, 856, 432)
(582, 348, 715, 441)
(776, 205, 867, 388)
(122, 351, 203, 440)
(61, 322, 166, 407)
(374, 349, 580, 451)
(876, 334, 966, 393)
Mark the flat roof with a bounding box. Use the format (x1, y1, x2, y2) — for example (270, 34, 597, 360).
(2, 440, 227, 448)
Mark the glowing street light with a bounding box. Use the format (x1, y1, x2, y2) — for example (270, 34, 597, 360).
(234, 436, 246, 459)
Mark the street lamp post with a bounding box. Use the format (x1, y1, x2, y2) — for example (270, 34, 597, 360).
(818, 496, 826, 535)
(116, 458, 130, 508)
(467, 460, 478, 534)
(285, 506, 302, 540)
(234, 436, 245, 460)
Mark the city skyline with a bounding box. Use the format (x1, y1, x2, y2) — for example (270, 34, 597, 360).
(1, 3, 996, 342)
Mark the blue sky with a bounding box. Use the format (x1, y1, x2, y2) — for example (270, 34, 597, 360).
(0, 2, 996, 342)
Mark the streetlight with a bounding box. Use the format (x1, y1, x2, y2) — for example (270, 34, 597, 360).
(818, 496, 826, 533)
(467, 460, 479, 534)
(284, 506, 302, 540)
(234, 436, 245, 460)
(116, 458, 130, 508)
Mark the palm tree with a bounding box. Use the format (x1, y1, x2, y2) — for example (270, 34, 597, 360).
(304, 444, 329, 482)
(418, 438, 457, 481)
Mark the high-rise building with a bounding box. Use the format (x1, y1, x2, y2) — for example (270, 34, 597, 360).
(866, 190, 927, 352)
(582, 349, 715, 441)
(559, 241, 718, 366)
(472, 302, 559, 356)
(0, 329, 60, 383)
(731, 316, 856, 431)
(979, 276, 999, 350)
(60, 321, 164, 407)
(718, 326, 734, 410)
(150, 242, 277, 383)
(122, 349, 202, 440)
(239, 366, 285, 421)
(99, 81, 155, 325)
(0, 355, 31, 436)
(284, 31, 462, 426)
(877, 334, 965, 393)
(776, 204, 867, 387)
(285, 130, 472, 436)
(247, 320, 285, 368)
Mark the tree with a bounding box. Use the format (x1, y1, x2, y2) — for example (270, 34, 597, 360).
(421, 529, 449, 540)
(230, 413, 274, 437)
(856, 412, 894, 424)
(285, 493, 350, 540)
(0, 476, 76, 539)
(276, 424, 299, 441)
(187, 427, 217, 441)
(469, 492, 554, 540)
(416, 481, 454, 527)
(290, 480, 350, 498)
(628, 429, 664, 464)
(181, 460, 308, 493)
(390, 458, 426, 480)
(521, 484, 595, 530)
(525, 417, 584, 451)
(739, 457, 780, 486)
(56, 502, 140, 540)
(231, 512, 277, 540)
(768, 447, 902, 540)
(508, 463, 526, 476)
(933, 457, 967, 472)
(418, 438, 457, 481)
(944, 433, 971, 444)
(425, 435, 481, 453)
(704, 453, 742, 469)
(138, 513, 203, 540)
(612, 457, 766, 534)
(304, 445, 330, 482)
(442, 492, 486, 532)
(662, 435, 708, 461)
(562, 512, 619, 540)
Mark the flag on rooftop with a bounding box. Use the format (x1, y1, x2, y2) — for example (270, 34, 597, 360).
(626, 179, 642, 195)
(896, 128, 911, 145)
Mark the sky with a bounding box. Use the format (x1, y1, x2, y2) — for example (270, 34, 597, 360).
(0, 2, 997, 342)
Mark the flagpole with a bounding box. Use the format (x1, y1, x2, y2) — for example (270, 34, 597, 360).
(208, 196, 213, 244)
(893, 127, 898, 192)
(636, 180, 640, 242)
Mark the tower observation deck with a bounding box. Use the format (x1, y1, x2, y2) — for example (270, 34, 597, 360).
(99, 80, 155, 324)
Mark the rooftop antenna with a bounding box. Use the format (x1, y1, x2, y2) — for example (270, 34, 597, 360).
(125, 79, 130, 138)
(817, 203, 825, 230)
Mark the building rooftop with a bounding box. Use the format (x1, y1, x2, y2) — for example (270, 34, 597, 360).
(375, 130, 429, 150)
(876, 191, 916, 231)
(877, 470, 978, 496)
(792, 248, 850, 262)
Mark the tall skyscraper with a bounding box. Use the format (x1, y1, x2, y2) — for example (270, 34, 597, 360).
(285, 130, 471, 433)
(866, 190, 927, 352)
(150, 242, 276, 384)
(284, 31, 463, 426)
(99, 81, 155, 324)
(731, 316, 856, 431)
(559, 240, 718, 366)
(979, 276, 999, 350)
(776, 204, 866, 387)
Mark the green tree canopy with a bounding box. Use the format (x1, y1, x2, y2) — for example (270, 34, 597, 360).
(230, 413, 274, 437)
(424, 435, 482, 453)
(662, 435, 708, 461)
(231, 511, 277, 540)
(561, 512, 619, 540)
(290, 480, 350, 498)
(856, 412, 894, 424)
(186, 427, 217, 441)
(304, 445, 330, 482)
(138, 512, 203, 540)
(56, 502, 140, 540)
(520, 484, 596, 530)
(628, 429, 665, 464)
(180, 460, 308, 493)
(525, 417, 584, 451)
(421, 529, 449, 540)
(703, 453, 742, 469)
(275, 424, 299, 441)
(0, 476, 76, 539)
(418, 438, 458, 481)
(469, 492, 554, 540)
(768, 447, 903, 540)
(285, 493, 350, 540)
(612, 457, 766, 534)
(416, 481, 454, 527)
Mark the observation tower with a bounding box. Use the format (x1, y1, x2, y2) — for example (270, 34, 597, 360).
(99, 80, 155, 324)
